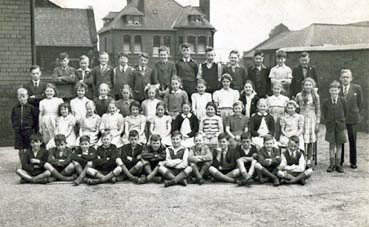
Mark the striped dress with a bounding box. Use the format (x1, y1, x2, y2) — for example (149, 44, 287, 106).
(200, 115, 223, 148)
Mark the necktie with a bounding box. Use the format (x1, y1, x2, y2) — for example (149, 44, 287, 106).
(344, 86, 348, 96)
(34, 82, 38, 87)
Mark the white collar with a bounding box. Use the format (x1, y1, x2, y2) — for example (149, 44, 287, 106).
(181, 113, 192, 118)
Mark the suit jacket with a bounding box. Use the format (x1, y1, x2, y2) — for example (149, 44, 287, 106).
(222, 65, 248, 92)
(91, 65, 114, 96)
(120, 144, 143, 166)
(128, 66, 155, 101)
(23, 80, 47, 107)
(52, 66, 76, 98)
(322, 96, 348, 131)
(340, 83, 362, 124)
(258, 147, 281, 167)
(152, 61, 177, 90)
(247, 64, 271, 97)
(291, 65, 319, 98)
(75, 68, 94, 99)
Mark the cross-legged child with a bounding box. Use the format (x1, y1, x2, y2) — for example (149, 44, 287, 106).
(323, 80, 348, 173)
(225, 101, 248, 142)
(16, 134, 50, 184)
(279, 100, 304, 150)
(235, 133, 258, 186)
(159, 131, 193, 187)
(113, 52, 133, 100)
(197, 47, 222, 93)
(199, 102, 223, 150)
(277, 136, 313, 185)
(140, 134, 167, 184)
(164, 76, 189, 119)
(79, 100, 101, 145)
(115, 84, 134, 117)
(172, 103, 199, 148)
(188, 133, 213, 185)
(123, 101, 147, 144)
(11, 88, 38, 161)
(191, 79, 212, 120)
(52, 52, 76, 101)
(91, 52, 114, 96)
(150, 102, 172, 146)
(93, 83, 115, 116)
(71, 135, 96, 186)
(221, 50, 247, 92)
(254, 135, 281, 186)
(239, 80, 259, 118)
(208, 133, 241, 183)
(70, 82, 91, 122)
(44, 134, 76, 182)
(269, 50, 292, 97)
(99, 101, 124, 148)
(116, 130, 144, 183)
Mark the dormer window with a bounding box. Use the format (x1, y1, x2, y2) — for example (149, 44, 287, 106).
(125, 15, 141, 25)
(189, 15, 202, 24)
(103, 19, 112, 26)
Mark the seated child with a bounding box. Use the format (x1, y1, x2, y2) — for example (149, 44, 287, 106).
(99, 101, 124, 148)
(199, 102, 223, 150)
(159, 131, 193, 187)
(70, 135, 96, 186)
(122, 101, 147, 144)
(115, 84, 134, 117)
(79, 100, 101, 145)
(94, 83, 115, 116)
(235, 133, 258, 186)
(172, 103, 199, 148)
(150, 102, 172, 146)
(277, 136, 313, 185)
(225, 101, 248, 142)
(164, 76, 189, 118)
(116, 130, 144, 183)
(44, 134, 76, 182)
(254, 135, 281, 186)
(188, 133, 213, 185)
(279, 100, 304, 149)
(141, 85, 161, 120)
(239, 80, 259, 118)
(208, 133, 241, 183)
(70, 82, 91, 122)
(16, 134, 50, 184)
(191, 79, 212, 120)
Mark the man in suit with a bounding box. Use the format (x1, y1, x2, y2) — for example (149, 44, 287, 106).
(291, 52, 319, 98)
(23, 65, 47, 109)
(340, 69, 363, 169)
(247, 50, 271, 98)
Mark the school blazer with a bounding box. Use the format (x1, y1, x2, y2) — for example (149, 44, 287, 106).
(340, 83, 363, 124)
(257, 147, 281, 167)
(129, 66, 155, 101)
(291, 65, 319, 98)
(23, 81, 47, 106)
(322, 97, 348, 131)
(75, 69, 94, 98)
(247, 65, 271, 97)
(120, 144, 143, 166)
(91, 65, 114, 94)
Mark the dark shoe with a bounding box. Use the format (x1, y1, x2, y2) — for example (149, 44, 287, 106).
(336, 165, 344, 173)
(236, 179, 246, 186)
(300, 178, 306, 185)
(198, 178, 205, 185)
(326, 165, 335, 172)
(111, 177, 117, 184)
(137, 177, 147, 184)
(164, 180, 175, 187)
(87, 178, 100, 185)
(130, 177, 138, 183)
(152, 176, 162, 183)
(19, 178, 27, 184)
(273, 177, 280, 186)
(179, 179, 187, 186)
(350, 164, 357, 169)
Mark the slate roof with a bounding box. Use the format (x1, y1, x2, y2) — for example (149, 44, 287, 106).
(35, 7, 97, 47)
(103, 12, 119, 20)
(172, 6, 215, 29)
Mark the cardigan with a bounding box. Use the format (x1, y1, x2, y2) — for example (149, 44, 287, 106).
(172, 113, 199, 137)
(248, 113, 275, 137)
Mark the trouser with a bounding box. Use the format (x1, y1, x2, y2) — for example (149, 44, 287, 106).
(341, 124, 357, 165)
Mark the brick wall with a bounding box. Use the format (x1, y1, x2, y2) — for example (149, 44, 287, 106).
(0, 0, 33, 146)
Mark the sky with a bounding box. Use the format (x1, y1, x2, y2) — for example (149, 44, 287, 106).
(53, 0, 369, 60)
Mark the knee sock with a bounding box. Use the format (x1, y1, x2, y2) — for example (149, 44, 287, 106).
(199, 163, 211, 177)
(147, 166, 159, 181)
(191, 164, 202, 180)
(212, 170, 235, 183)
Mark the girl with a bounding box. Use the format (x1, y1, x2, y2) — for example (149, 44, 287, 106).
(79, 101, 101, 145)
(199, 102, 223, 149)
(172, 103, 199, 148)
(39, 83, 64, 144)
(93, 83, 115, 116)
(322, 80, 347, 173)
(164, 76, 189, 119)
(123, 101, 147, 144)
(100, 101, 124, 148)
(115, 84, 134, 117)
(279, 100, 304, 150)
(295, 77, 321, 167)
(150, 102, 172, 146)
(239, 80, 259, 118)
(191, 79, 212, 120)
(70, 82, 91, 122)
(225, 101, 248, 141)
(141, 85, 161, 121)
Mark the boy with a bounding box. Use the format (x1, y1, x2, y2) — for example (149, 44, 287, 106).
(269, 50, 292, 97)
(128, 52, 156, 102)
(52, 52, 76, 101)
(140, 134, 166, 183)
(75, 55, 94, 99)
(188, 133, 213, 185)
(44, 134, 76, 182)
(159, 131, 193, 187)
(116, 130, 143, 183)
(222, 50, 247, 92)
(340, 69, 362, 169)
(277, 136, 313, 185)
(91, 52, 114, 96)
(175, 43, 198, 98)
(86, 132, 121, 184)
(93, 83, 115, 116)
(247, 51, 271, 98)
(152, 46, 177, 98)
(208, 133, 241, 183)
(235, 133, 258, 186)
(11, 88, 38, 160)
(71, 135, 96, 185)
(197, 47, 222, 93)
(254, 135, 280, 186)
(16, 134, 50, 184)
(23, 65, 46, 108)
(113, 52, 134, 99)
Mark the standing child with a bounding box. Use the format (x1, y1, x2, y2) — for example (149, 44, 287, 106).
(100, 101, 124, 148)
(235, 133, 258, 186)
(113, 52, 134, 99)
(322, 80, 347, 173)
(123, 101, 147, 144)
(197, 47, 222, 93)
(172, 103, 199, 148)
(188, 133, 213, 185)
(295, 77, 320, 167)
(141, 85, 161, 120)
(79, 101, 101, 145)
(70, 82, 91, 122)
(159, 131, 193, 187)
(221, 50, 247, 92)
(52, 52, 76, 101)
(247, 51, 271, 98)
(71, 135, 96, 185)
(150, 102, 172, 146)
(23, 65, 47, 109)
(115, 84, 134, 117)
(191, 79, 212, 120)
(39, 83, 64, 144)
(279, 100, 304, 150)
(213, 74, 240, 122)
(199, 102, 223, 149)
(91, 52, 114, 96)
(239, 80, 259, 118)
(164, 76, 189, 118)
(225, 101, 249, 141)
(269, 50, 292, 97)
(75, 55, 94, 99)
(93, 83, 115, 116)
(11, 88, 38, 160)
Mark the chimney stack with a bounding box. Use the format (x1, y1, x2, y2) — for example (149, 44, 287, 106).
(199, 0, 210, 21)
(137, 0, 145, 13)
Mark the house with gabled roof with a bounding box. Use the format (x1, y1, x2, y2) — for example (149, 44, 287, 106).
(98, 0, 215, 65)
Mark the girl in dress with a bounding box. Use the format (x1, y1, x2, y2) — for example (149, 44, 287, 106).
(150, 102, 172, 146)
(239, 80, 259, 118)
(279, 100, 304, 149)
(164, 76, 189, 119)
(39, 83, 64, 144)
(115, 84, 134, 117)
(172, 103, 199, 148)
(123, 101, 147, 144)
(295, 77, 321, 167)
(141, 85, 161, 121)
(70, 82, 91, 122)
(199, 102, 223, 150)
(191, 79, 212, 120)
(99, 101, 124, 148)
(79, 100, 101, 145)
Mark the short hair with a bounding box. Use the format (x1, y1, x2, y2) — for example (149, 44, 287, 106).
(205, 47, 214, 53)
(99, 52, 109, 57)
(17, 87, 28, 96)
(240, 132, 251, 140)
(99, 83, 110, 92)
(329, 80, 341, 89)
(130, 100, 141, 111)
(59, 52, 69, 60)
(79, 55, 89, 62)
(79, 135, 90, 143)
(272, 82, 283, 89)
(101, 131, 112, 138)
(301, 52, 309, 58)
(254, 50, 264, 57)
(75, 81, 88, 92)
(55, 134, 67, 144)
(120, 84, 133, 96)
(218, 132, 229, 141)
(197, 78, 207, 86)
(205, 101, 217, 113)
(139, 52, 149, 59)
(233, 101, 244, 109)
(286, 100, 299, 110)
(243, 80, 255, 91)
(289, 135, 300, 144)
(85, 100, 95, 109)
(30, 134, 42, 142)
(146, 85, 159, 97)
(180, 43, 190, 49)
(158, 46, 169, 54)
(118, 52, 129, 58)
(171, 75, 182, 83)
(171, 130, 182, 138)
(156, 101, 166, 110)
(341, 69, 352, 76)
(129, 130, 139, 138)
(150, 134, 162, 142)
(276, 50, 286, 58)
(302, 77, 316, 88)
(257, 98, 267, 107)
(29, 65, 40, 72)
(58, 103, 71, 116)
(193, 132, 204, 140)
(220, 73, 233, 82)
(229, 49, 239, 57)
(263, 134, 274, 143)
(44, 83, 58, 97)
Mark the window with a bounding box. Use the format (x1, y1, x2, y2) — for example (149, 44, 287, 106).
(133, 16, 140, 25)
(134, 36, 142, 53)
(189, 15, 202, 23)
(208, 36, 213, 47)
(127, 16, 133, 24)
(187, 36, 196, 53)
(104, 37, 107, 51)
(123, 35, 131, 53)
(198, 36, 207, 54)
(153, 35, 161, 57)
(164, 36, 171, 55)
(178, 36, 184, 50)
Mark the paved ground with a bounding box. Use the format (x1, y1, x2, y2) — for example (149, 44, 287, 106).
(0, 128, 368, 227)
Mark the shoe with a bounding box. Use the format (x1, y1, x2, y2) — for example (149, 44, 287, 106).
(130, 177, 138, 183)
(326, 165, 335, 172)
(178, 179, 187, 186)
(236, 179, 245, 186)
(350, 164, 357, 169)
(137, 177, 147, 184)
(19, 178, 27, 184)
(152, 176, 162, 183)
(300, 178, 306, 186)
(336, 165, 344, 173)
(273, 178, 280, 187)
(197, 178, 205, 185)
(87, 179, 100, 185)
(164, 180, 175, 187)
(111, 177, 117, 184)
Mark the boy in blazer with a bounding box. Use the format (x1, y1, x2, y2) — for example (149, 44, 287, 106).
(23, 65, 46, 108)
(75, 55, 94, 99)
(247, 51, 271, 98)
(91, 52, 114, 96)
(113, 52, 134, 99)
(52, 52, 76, 101)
